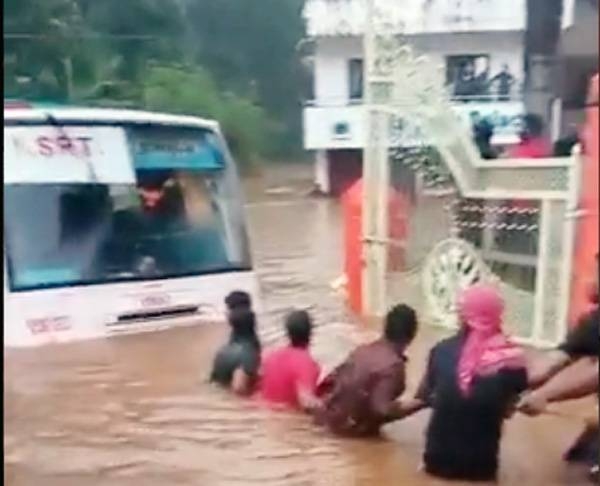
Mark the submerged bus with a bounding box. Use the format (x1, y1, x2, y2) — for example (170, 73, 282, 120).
(4, 105, 258, 347)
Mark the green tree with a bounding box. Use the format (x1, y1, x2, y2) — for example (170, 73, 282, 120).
(182, 0, 306, 154)
(4, 0, 305, 163)
(143, 65, 272, 170)
(80, 0, 185, 82)
(4, 0, 86, 100)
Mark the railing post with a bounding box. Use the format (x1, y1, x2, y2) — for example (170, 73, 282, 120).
(532, 199, 551, 343)
(361, 0, 389, 317)
(556, 145, 582, 340)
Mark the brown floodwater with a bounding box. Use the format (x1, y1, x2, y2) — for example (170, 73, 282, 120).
(4, 166, 596, 485)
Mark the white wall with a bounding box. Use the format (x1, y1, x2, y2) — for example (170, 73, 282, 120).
(312, 31, 524, 105)
(304, 0, 525, 37)
(420, 0, 526, 33)
(314, 37, 362, 104)
(304, 105, 365, 149)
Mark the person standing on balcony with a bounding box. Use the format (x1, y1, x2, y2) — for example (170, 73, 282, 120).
(474, 118, 497, 160)
(490, 64, 516, 102)
(454, 61, 479, 100)
(509, 114, 552, 159)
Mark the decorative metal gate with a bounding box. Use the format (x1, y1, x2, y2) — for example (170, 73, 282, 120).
(361, 0, 581, 347)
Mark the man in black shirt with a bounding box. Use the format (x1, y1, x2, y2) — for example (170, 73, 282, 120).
(521, 265, 598, 402)
(210, 292, 261, 395)
(490, 64, 516, 101)
(519, 257, 599, 480)
(405, 335, 527, 481)
(519, 311, 598, 481)
(473, 118, 497, 160)
(397, 284, 528, 482)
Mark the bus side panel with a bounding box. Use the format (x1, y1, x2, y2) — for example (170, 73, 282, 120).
(4, 271, 260, 348)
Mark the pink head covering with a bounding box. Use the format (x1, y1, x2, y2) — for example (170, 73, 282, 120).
(457, 283, 525, 395)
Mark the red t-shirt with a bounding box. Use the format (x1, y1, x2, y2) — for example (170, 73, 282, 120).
(508, 137, 552, 159)
(259, 346, 320, 408)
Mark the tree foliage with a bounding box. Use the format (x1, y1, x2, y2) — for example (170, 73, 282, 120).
(143, 65, 272, 169)
(4, 0, 307, 166)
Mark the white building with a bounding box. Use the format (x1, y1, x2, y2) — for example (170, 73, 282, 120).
(301, 0, 597, 196)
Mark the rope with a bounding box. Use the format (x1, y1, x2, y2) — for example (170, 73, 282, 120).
(455, 204, 539, 215)
(453, 220, 538, 232)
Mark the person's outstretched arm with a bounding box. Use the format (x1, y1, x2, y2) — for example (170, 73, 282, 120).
(316, 359, 349, 397)
(395, 397, 429, 419)
(392, 347, 437, 420)
(371, 361, 433, 424)
(527, 350, 572, 389)
(295, 358, 323, 414)
(368, 365, 408, 423)
(527, 310, 598, 388)
(296, 385, 323, 413)
(519, 358, 598, 415)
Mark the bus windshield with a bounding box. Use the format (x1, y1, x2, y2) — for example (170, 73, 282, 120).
(4, 123, 251, 291)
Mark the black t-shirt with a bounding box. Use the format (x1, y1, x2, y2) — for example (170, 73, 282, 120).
(210, 341, 261, 387)
(415, 334, 528, 482)
(493, 72, 514, 95)
(558, 308, 599, 359)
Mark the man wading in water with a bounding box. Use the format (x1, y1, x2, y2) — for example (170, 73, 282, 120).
(397, 284, 528, 482)
(259, 310, 321, 411)
(519, 254, 599, 481)
(210, 292, 261, 395)
(315, 304, 418, 437)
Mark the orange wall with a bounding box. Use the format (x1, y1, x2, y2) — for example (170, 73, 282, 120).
(569, 74, 599, 325)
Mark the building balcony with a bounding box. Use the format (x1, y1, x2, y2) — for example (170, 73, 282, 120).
(303, 95, 525, 150)
(304, 101, 366, 150)
(303, 0, 526, 38)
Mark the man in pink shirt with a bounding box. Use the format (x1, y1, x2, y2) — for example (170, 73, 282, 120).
(259, 310, 321, 411)
(508, 114, 552, 159)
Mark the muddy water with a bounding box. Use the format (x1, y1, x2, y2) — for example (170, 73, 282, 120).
(4, 167, 595, 485)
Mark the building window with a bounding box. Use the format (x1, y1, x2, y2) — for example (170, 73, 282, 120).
(446, 54, 491, 101)
(348, 58, 363, 101)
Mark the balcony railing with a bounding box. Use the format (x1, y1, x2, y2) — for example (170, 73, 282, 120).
(303, 95, 525, 150)
(304, 93, 524, 107)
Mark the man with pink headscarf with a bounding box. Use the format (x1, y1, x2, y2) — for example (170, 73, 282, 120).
(397, 283, 527, 481)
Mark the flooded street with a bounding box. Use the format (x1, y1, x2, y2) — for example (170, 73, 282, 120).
(4, 166, 595, 485)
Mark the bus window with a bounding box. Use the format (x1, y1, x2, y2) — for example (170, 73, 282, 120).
(4, 125, 251, 291)
(101, 169, 231, 279)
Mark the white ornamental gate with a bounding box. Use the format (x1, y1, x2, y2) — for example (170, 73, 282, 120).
(361, 0, 581, 347)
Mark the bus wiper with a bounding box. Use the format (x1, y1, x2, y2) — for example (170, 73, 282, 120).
(44, 113, 99, 183)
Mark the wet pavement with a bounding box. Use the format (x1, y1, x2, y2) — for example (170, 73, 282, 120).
(4, 165, 596, 485)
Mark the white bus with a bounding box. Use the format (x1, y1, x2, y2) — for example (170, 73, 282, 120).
(4, 105, 259, 347)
